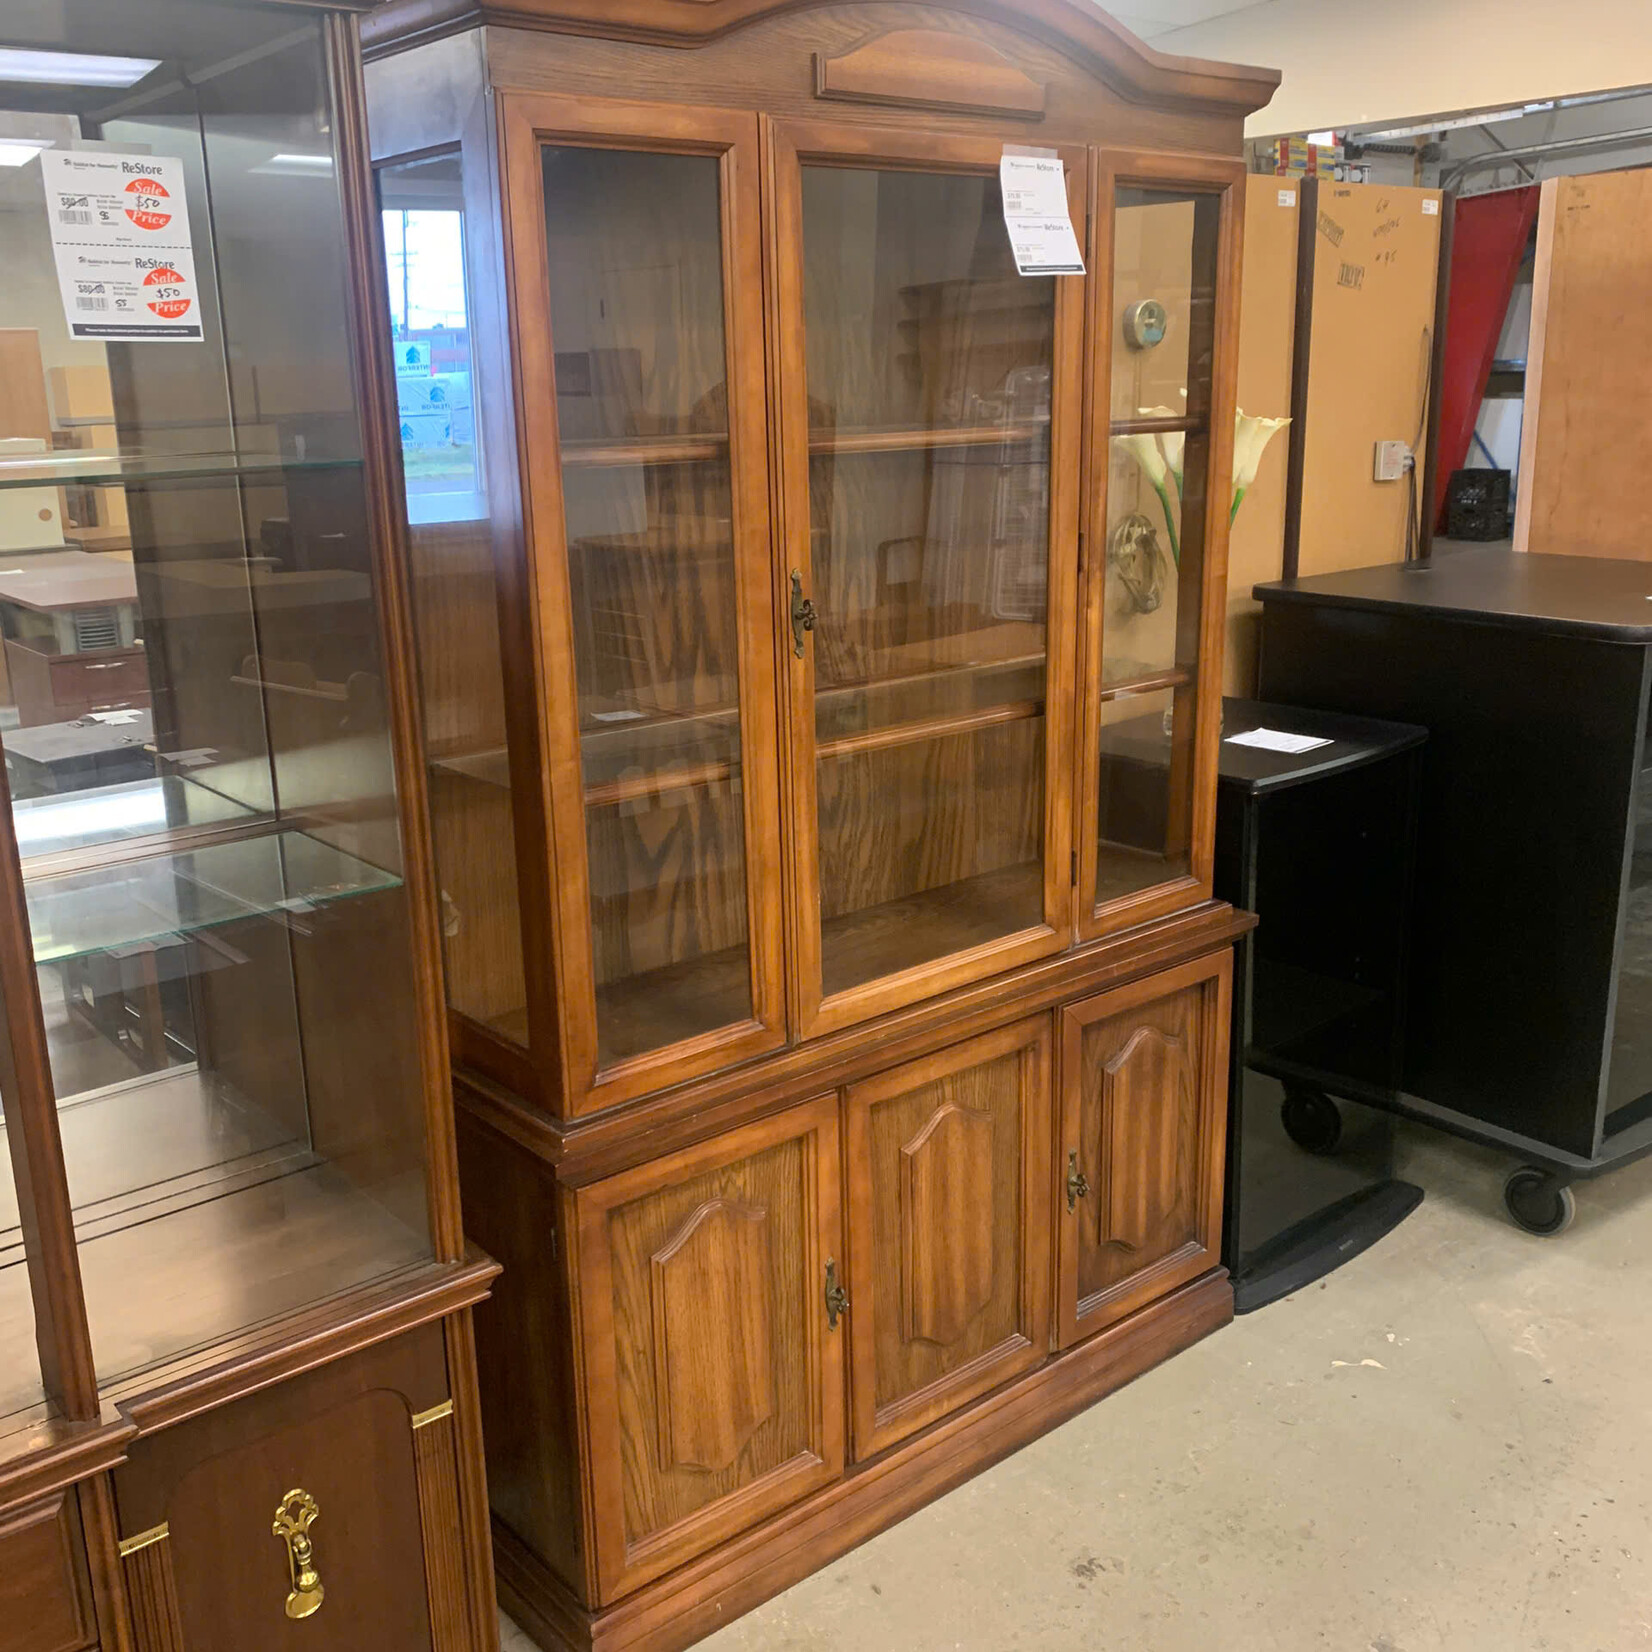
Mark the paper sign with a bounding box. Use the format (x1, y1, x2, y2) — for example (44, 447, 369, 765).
(42, 150, 203, 342)
(1278, 189, 1298, 207)
(999, 151, 1085, 277)
(1422, 198, 1440, 216)
(1225, 728, 1334, 755)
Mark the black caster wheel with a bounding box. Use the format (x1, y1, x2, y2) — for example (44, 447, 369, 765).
(1503, 1167, 1576, 1236)
(1281, 1088, 1343, 1155)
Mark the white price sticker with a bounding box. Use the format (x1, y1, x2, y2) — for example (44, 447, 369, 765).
(42, 150, 203, 342)
(999, 151, 1085, 277)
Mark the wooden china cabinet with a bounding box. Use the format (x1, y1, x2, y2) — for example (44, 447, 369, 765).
(0, 3, 499, 1649)
(364, 3, 1276, 1648)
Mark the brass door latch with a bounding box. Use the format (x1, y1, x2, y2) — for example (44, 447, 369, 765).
(1066, 1150, 1091, 1213)
(790, 569, 818, 657)
(272, 1489, 325, 1620)
(824, 1258, 849, 1330)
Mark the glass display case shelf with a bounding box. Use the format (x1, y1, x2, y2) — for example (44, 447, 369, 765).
(807, 422, 1048, 455)
(11, 777, 262, 866)
(24, 829, 401, 965)
(0, 451, 364, 491)
(817, 697, 1042, 763)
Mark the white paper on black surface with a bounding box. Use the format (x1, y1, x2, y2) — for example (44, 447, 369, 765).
(999, 148, 1085, 277)
(41, 150, 203, 342)
(1224, 728, 1334, 755)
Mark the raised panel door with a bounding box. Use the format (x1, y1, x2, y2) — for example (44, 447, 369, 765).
(769, 119, 1083, 1039)
(1077, 152, 1245, 942)
(843, 1016, 1052, 1459)
(500, 95, 785, 1112)
(1057, 951, 1230, 1347)
(572, 1094, 844, 1602)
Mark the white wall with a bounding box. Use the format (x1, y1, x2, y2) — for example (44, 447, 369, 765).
(1160, 0, 1652, 138)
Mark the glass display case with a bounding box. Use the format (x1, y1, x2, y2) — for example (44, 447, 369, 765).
(0, 0, 445, 1449)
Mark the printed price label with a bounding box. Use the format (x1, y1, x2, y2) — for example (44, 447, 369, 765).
(42, 151, 202, 341)
(999, 150, 1085, 277)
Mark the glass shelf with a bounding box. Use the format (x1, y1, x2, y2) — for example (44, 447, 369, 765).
(0, 451, 363, 491)
(25, 829, 401, 964)
(11, 776, 262, 863)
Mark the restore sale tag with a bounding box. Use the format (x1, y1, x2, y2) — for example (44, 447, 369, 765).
(41, 150, 203, 341)
(999, 149, 1085, 277)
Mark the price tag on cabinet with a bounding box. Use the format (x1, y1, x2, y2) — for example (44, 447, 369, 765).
(999, 149, 1085, 277)
(41, 150, 203, 342)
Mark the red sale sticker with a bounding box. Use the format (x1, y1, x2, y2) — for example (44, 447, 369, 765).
(124, 177, 173, 232)
(143, 266, 191, 320)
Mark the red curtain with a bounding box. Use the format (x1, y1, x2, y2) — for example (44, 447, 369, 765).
(1432, 186, 1539, 528)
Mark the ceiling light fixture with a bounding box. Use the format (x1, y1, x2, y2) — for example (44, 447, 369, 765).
(0, 48, 161, 89)
(251, 152, 334, 175)
(0, 139, 48, 167)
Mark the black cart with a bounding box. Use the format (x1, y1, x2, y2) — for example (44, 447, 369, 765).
(1256, 547, 1652, 1233)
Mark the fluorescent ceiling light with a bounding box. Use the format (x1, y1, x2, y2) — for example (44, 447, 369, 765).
(0, 48, 161, 88)
(1306, 130, 1337, 147)
(0, 140, 47, 167)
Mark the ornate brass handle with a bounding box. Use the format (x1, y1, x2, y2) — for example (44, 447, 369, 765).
(790, 569, 818, 657)
(824, 1258, 849, 1330)
(271, 1489, 325, 1620)
(1066, 1150, 1091, 1214)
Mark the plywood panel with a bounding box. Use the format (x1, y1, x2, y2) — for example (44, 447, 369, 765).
(1223, 175, 1298, 694)
(1517, 170, 1652, 560)
(1299, 184, 1442, 576)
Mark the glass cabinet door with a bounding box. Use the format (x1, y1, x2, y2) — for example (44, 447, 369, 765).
(502, 100, 784, 1106)
(772, 123, 1083, 1038)
(0, 3, 439, 1404)
(1079, 156, 1242, 937)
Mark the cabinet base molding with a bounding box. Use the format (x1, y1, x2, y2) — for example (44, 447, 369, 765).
(496, 1269, 1232, 1652)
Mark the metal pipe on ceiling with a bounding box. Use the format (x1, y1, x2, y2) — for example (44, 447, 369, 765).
(1443, 124, 1652, 189)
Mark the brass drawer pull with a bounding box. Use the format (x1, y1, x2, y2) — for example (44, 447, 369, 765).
(272, 1488, 325, 1620)
(824, 1258, 849, 1329)
(1066, 1150, 1091, 1213)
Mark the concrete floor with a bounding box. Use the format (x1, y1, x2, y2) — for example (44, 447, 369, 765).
(502, 1122, 1652, 1652)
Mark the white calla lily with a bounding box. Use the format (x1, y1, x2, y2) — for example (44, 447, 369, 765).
(1138, 406, 1185, 497)
(1230, 409, 1291, 524)
(1115, 430, 1167, 490)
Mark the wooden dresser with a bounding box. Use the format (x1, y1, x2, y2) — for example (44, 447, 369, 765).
(363, 4, 1277, 1648)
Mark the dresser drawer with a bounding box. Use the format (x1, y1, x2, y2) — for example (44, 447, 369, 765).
(0, 1493, 96, 1652)
(48, 650, 150, 709)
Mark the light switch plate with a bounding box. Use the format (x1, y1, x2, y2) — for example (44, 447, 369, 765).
(1373, 440, 1412, 482)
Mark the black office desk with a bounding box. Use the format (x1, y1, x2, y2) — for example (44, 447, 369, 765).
(1257, 547, 1652, 1232)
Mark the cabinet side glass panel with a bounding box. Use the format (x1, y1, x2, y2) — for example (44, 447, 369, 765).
(801, 166, 1053, 996)
(381, 151, 530, 1050)
(1094, 186, 1220, 909)
(541, 145, 753, 1069)
(0, 3, 433, 1397)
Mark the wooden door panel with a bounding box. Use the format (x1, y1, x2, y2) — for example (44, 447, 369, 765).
(1057, 951, 1230, 1348)
(845, 1017, 1052, 1460)
(0, 1494, 94, 1652)
(575, 1095, 844, 1601)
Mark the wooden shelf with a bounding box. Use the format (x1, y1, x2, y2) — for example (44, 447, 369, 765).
(817, 698, 1043, 762)
(1108, 415, 1208, 437)
(0, 1065, 429, 1403)
(594, 941, 753, 1070)
(1098, 666, 1191, 702)
(560, 435, 728, 468)
(808, 422, 1048, 456)
(821, 860, 1045, 1000)
(584, 757, 738, 808)
(1093, 842, 1185, 906)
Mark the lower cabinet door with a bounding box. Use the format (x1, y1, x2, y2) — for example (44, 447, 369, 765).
(844, 1017, 1052, 1459)
(113, 1327, 471, 1652)
(572, 1094, 846, 1603)
(1056, 951, 1231, 1348)
(0, 1493, 95, 1652)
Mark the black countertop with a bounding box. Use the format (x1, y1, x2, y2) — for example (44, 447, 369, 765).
(1097, 699, 1426, 797)
(1254, 546, 1652, 642)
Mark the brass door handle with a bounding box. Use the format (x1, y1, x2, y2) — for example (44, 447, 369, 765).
(790, 569, 818, 657)
(272, 1489, 324, 1620)
(824, 1258, 849, 1330)
(1066, 1150, 1091, 1213)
